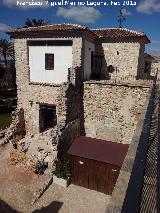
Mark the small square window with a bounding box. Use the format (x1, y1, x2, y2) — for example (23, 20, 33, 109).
(45, 54, 54, 70)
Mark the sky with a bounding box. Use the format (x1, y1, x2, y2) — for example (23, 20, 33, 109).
(0, 0, 160, 55)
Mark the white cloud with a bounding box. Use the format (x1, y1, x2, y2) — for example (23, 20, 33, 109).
(57, 6, 101, 24)
(121, 9, 132, 16)
(137, 0, 160, 14)
(2, 0, 48, 9)
(151, 40, 160, 44)
(147, 47, 160, 55)
(0, 23, 11, 31)
(2, 0, 16, 7)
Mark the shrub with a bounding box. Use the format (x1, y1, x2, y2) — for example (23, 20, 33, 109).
(53, 157, 71, 179)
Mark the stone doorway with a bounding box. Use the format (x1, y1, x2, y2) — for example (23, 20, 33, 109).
(39, 104, 57, 132)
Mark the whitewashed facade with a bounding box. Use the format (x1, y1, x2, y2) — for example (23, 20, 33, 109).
(29, 45, 72, 84)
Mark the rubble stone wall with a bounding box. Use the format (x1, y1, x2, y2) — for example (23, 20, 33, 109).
(14, 37, 83, 136)
(83, 81, 150, 144)
(151, 62, 160, 79)
(101, 42, 145, 80)
(144, 58, 160, 80)
(106, 81, 156, 213)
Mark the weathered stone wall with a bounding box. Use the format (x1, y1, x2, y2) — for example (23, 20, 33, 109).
(101, 42, 144, 80)
(106, 81, 156, 213)
(151, 61, 160, 79)
(83, 81, 150, 144)
(14, 36, 83, 136)
(144, 57, 160, 80)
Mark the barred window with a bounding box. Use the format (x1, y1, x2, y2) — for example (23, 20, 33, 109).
(45, 54, 54, 70)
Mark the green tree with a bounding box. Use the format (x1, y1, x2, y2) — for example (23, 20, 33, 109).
(23, 18, 48, 28)
(0, 38, 14, 66)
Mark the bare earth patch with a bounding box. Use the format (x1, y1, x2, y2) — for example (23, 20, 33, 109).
(0, 144, 110, 213)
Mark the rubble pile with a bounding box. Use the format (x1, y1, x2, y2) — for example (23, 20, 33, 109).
(10, 148, 28, 166)
(26, 149, 54, 174)
(9, 136, 55, 176)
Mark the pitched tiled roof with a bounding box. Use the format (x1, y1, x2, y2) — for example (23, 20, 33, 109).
(92, 28, 150, 43)
(6, 24, 150, 43)
(6, 23, 87, 34)
(151, 56, 160, 61)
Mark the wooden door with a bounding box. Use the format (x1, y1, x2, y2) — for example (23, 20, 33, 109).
(88, 161, 120, 194)
(71, 156, 89, 188)
(91, 52, 103, 80)
(71, 156, 120, 195)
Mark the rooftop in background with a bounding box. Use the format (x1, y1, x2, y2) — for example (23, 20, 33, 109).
(145, 53, 160, 62)
(68, 136, 129, 166)
(6, 23, 87, 33)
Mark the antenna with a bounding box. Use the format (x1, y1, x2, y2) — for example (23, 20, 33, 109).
(118, 8, 126, 28)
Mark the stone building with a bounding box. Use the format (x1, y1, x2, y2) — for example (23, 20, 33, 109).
(5, 24, 154, 193)
(92, 28, 150, 80)
(6, 23, 152, 152)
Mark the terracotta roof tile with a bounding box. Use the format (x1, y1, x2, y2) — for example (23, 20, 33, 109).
(6, 24, 150, 44)
(145, 54, 160, 61)
(92, 28, 150, 43)
(151, 56, 160, 61)
(6, 23, 87, 34)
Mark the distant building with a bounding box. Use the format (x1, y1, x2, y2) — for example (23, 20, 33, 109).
(144, 53, 160, 79)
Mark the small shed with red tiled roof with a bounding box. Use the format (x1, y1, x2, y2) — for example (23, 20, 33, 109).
(68, 136, 129, 195)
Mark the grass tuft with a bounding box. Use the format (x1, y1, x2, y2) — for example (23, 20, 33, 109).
(0, 113, 12, 130)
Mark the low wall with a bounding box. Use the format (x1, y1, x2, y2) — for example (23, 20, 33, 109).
(83, 81, 151, 144)
(106, 81, 157, 212)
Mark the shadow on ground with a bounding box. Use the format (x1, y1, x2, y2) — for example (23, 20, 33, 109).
(33, 201, 63, 213)
(0, 199, 63, 213)
(0, 199, 20, 213)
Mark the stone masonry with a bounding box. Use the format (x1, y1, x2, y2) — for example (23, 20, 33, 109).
(5, 24, 153, 175)
(2, 24, 156, 208)
(83, 81, 150, 144)
(14, 36, 83, 136)
(101, 42, 145, 81)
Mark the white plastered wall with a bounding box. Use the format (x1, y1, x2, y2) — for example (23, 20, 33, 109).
(29, 45, 72, 84)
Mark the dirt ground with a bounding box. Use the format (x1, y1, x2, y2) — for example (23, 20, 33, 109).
(0, 144, 110, 213)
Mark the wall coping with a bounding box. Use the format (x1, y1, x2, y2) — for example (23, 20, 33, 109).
(84, 80, 152, 88)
